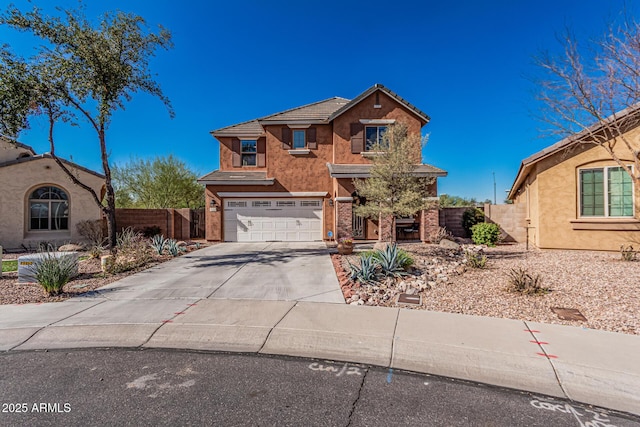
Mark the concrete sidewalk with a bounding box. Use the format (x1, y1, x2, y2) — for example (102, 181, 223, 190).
(1, 298, 639, 416)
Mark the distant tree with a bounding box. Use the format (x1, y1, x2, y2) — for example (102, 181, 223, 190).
(113, 155, 204, 209)
(0, 5, 173, 251)
(439, 194, 479, 207)
(353, 123, 435, 241)
(534, 14, 640, 185)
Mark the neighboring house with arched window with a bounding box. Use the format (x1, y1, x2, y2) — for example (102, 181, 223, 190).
(0, 136, 105, 250)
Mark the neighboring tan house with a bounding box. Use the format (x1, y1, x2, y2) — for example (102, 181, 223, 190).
(198, 84, 447, 243)
(0, 136, 105, 250)
(508, 108, 640, 251)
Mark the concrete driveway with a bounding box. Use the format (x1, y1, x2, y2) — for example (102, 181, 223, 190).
(95, 242, 344, 303)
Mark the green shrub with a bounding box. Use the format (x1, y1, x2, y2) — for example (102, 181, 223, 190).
(507, 267, 548, 295)
(464, 249, 487, 268)
(462, 208, 485, 237)
(29, 251, 78, 296)
(471, 223, 500, 247)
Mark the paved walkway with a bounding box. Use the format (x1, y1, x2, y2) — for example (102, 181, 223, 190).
(0, 244, 638, 416)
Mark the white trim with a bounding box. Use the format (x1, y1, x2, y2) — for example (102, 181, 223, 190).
(287, 124, 311, 129)
(213, 133, 266, 139)
(335, 197, 353, 202)
(359, 119, 396, 125)
(577, 165, 634, 218)
(218, 192, 328, 198)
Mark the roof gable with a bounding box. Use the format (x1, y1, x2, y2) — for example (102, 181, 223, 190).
(0, 154, 105, 179)
(210, 85, 429, 138)
(329, 84, 430, 124)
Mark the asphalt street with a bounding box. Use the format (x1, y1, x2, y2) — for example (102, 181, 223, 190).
(1, 349, 638, 426)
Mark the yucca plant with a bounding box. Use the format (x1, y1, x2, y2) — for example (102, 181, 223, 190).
(150, 235, 167, 255)
(29, 251, 78, 296)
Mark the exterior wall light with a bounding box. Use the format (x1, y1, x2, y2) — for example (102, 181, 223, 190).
(209, 200, 218, 212)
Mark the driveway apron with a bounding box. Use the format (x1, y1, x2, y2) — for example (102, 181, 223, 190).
(96, 242, 344, 303)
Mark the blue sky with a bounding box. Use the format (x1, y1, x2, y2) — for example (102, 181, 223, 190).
(1, 0, 635, 202)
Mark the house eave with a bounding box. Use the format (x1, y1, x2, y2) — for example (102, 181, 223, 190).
(197, 179, 275, 186)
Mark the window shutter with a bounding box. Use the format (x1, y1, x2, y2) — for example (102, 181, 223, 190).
(307, 127, 317, 149)
(350, 123, 364, 154)
(281, 127, 292, 149)
(231, 138, 241, 167)
(257, 137, 266, 167)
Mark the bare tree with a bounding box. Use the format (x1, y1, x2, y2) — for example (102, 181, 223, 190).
(534, 17, 640, 184)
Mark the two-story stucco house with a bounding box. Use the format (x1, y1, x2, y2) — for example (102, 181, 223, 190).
(0, 136, 105, 250)
(198, 84, 446, 243)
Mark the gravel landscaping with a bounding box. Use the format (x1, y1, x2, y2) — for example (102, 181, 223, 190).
(334, 242, 640, 335)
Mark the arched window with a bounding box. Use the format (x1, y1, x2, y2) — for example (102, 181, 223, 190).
(29, 186, 69, 231)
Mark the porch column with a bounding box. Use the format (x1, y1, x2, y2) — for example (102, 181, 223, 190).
(421, 205, 440, 243)
(335, 197, 353, 239)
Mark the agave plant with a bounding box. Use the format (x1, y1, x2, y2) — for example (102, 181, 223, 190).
(348, 254, 380, 285)
(150, 234, 167, 255)
(165, 239, 180, 257)
(373, 243, 412, 278)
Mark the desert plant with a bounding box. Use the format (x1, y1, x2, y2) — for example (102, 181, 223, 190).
(462, 208, 485, 237)
(373, 243, 412, 277)
(471, 223, 501, 247)
(464, 249, 487, 268)
(150, 235, 167, 255)
(507, 267, 549, 295)
(166, 239, 180, 257)
(429, 226, 454, 244)
(349, 254, 380, 285)
(620, 245, 636, 261)
(29, 251, 78, 296)
(108, 227, 152, 273)
(76, 219, 105, 251)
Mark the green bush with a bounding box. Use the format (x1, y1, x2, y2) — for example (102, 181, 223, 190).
(471, 223, 500, 247)
(462, 208, 485, 237)
(29, 251, 78, 296)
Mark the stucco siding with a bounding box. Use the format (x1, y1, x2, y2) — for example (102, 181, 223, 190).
(0, 158, 104, 250)
(528, 136, 640, 250)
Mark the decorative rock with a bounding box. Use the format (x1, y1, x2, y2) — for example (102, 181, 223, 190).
(177, 241, 188, 247)
(439, 239, 460, 250)
(100, 255, 114, 273)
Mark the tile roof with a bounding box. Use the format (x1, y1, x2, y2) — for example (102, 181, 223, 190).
(210, 84, 429, 137)
(258, 97, 349, 123)
(327, 163, 447, 178)
(0, 154, 105, 178)
(197, 170, 274, 185)
(0, 135, 36, 154)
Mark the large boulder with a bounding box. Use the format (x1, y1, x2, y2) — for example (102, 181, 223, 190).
(58, 243, 85, 252)
(439, 238, 460, 250)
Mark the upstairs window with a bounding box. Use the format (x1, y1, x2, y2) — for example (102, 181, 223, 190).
(580, 166, 633, 217)
(365, 126, 387, 151)
(241, 140, 257, 166)
(292, 130, 306, 149)
(29, 186, 69, 231)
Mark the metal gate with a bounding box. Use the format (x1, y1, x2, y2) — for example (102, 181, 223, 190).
(190, 208, 205, 239)
(352, 213, 365, 239)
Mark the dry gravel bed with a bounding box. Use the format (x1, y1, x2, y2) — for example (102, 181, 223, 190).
(338, 242, 640, 335)
(0, 254, 171, 305)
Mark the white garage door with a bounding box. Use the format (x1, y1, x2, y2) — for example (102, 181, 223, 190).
(223, 198, 323, 242)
